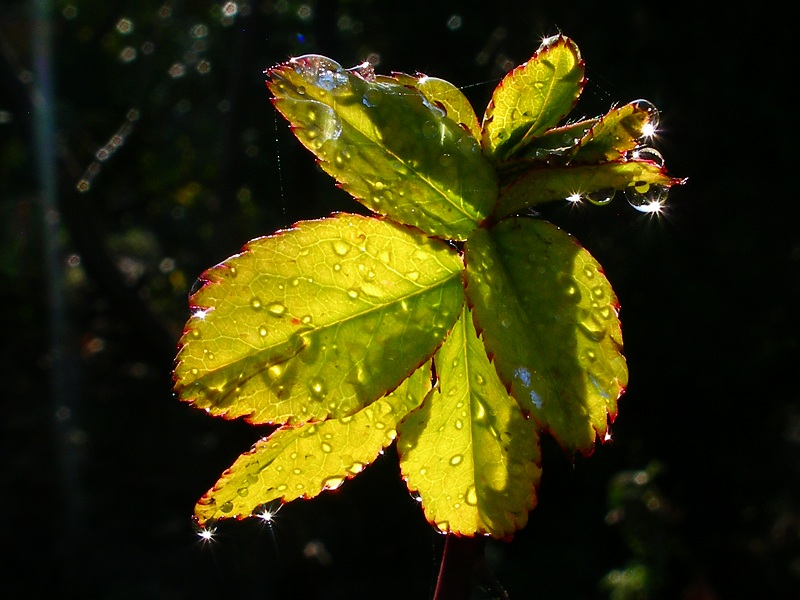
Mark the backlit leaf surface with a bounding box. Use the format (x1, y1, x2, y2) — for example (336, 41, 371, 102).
(464, 218, 627, 454)
(389, 73, 482, 141)
(195, 363, 433, 524)
(482, 36, 585, 160)
(398, 307, 541, 537)
(174, 214, 463, 425)
(493, 160, 680, 220)
(570, 101, 655, 164)
(268, 56, 497, 240)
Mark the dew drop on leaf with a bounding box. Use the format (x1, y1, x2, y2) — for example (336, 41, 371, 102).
(323, 476, 344, 490)
(586, 188, 615, 206)
(625, 181, 668, 213)
(362, 88, 381, 108)
(348, 462, 365, 474)
(449, 454, 463, 466)
(267, 302, 286, 316)
(465, 485, 478, 506)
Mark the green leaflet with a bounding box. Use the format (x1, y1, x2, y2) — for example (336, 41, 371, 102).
(493, 160, 680, 219)
(570, 100, 657, 165)
(398, 307, 541, 538)
(482, 36, 585, 160)
(268, 56, 497, 240)
(464, 218, 628, 455)
(388, 73, 482, 141)
(174, 214, 463, 425)
(195, 363, 433, 524)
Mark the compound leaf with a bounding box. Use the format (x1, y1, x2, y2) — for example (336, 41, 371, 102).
(398, 307, 541, 537)
(268, 56, 497, 240)
(174, 213, 463, 425)
(194, 362, 433, 524)
(464, 218, 627, 455)
(482, 36, 585, 160)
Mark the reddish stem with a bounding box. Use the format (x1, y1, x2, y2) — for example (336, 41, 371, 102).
(433, 535, 487, 600)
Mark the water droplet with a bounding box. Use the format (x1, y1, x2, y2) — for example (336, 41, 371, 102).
(323, 476, 344, 490)
(347, 289, 359, 299)
(251, 297, 262, 310)
(630, 99, 660, 133)
(259, 326, 268, 337)
(220, 501, 234, 513)
(422, 120, 439, 138)
(291, 55, 349, 92)
(293, 468, 302, 475)
(435, 520, 450, 532)
(578, 321, 606, 342)
(301, 314, 314, 325)
(237, 487, 249, 497)
(454, 419, 463, 430)
(465, 485, 478, 506)
(406, 270, 420, 281)
(309, 378, 326, 398)
(277, 483, 288, 491)
(449, 454, 463, 466)
(267, 302, 286, 316)
(628, 146, 664, 167)
(592, 286, 605, 300)
(348, 462, 365, 474)
(625, 181, 668, 213)
(586, 188, 615, 206)
(362, 88, 381, 107)
(321, 442, 332, 453)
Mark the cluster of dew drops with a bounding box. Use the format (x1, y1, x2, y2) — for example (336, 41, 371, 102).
(567, 99, 672, 214)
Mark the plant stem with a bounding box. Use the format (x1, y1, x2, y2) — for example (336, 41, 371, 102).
(433, 534, 487, 600)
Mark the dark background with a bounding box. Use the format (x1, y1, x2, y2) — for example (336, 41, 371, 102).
(2, 1, 798, 598)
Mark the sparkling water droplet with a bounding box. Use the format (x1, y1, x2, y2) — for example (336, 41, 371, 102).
(449, 454, 463, 466)
(454, 419, 463, 430)
(625, 181, 668, 213)
(586, 188, 615, 206)
(628, 146, 664, 167)
(321, 442, 332, 453)
(406, 271, 420, 281)
(220, 501, 234, 513)
(347, 289, 359, 299)
(309, 378, 326, 398)
(630, 99, 660, 134)
(291, 55, 349, 92)
(258, 326, 268, 337)
(332, 240, 350, 256)
(250, 297, 262, 309)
